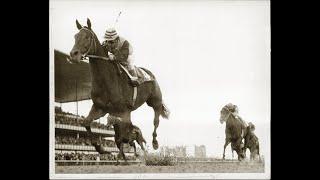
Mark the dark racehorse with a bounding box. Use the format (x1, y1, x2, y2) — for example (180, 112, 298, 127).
(69, 18, 170, 150)
(219, 104, 246, 161)
(244, 122, 261, 161)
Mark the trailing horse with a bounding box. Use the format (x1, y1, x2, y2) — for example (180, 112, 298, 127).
(69, 18, 170, 151)
(244, 122, 261, 161)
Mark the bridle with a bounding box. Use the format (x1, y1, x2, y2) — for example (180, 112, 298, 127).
(76, 28, 123, 75)
(80, 28, 96, 58)
(221, 106, 233, 122)
(79, 28, 109, 61)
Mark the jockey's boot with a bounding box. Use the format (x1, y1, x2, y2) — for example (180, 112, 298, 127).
(129, 69, 139, 86)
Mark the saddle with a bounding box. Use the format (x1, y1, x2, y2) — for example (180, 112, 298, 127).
(118, 64, 154, 86)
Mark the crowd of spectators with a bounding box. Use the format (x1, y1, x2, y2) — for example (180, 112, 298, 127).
(55, 152, 136, 161)
(55, 106, 79, 116)
(55, 135, 116, 147)
(55, 107, 138, 161)
(55, 106, 112, 130)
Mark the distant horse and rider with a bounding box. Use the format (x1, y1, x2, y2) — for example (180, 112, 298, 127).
(69, 18, 170, 162)
(219, 103, 260, 161)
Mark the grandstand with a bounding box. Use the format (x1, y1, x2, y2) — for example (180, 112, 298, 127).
(54, 106, 138, 165)
(54, 50, 140, 166)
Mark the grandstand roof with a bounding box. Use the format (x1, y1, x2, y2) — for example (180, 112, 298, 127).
(54, 50, 92, 103)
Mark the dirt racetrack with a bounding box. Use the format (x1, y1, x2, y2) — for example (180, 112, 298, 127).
(56, 161, 264, 173)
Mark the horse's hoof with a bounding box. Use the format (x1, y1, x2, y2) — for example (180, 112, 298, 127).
(152, 140, 159, 150)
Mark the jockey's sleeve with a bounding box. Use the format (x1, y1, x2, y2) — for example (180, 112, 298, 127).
(102, 44, 111, 57)
(113, 40, 129, 62)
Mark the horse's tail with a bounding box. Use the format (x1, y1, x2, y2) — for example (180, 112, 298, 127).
(160, 103, 170, 119)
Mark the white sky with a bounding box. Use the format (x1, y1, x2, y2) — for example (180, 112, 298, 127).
(50, 0, 270, 158)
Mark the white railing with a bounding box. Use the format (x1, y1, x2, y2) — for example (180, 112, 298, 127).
(55, 160, 141, 166)
(55, 124, 115, 135)
(55, 144, 119, 152)
(55, 144, 135, 153)
(55, 113, 82, 119)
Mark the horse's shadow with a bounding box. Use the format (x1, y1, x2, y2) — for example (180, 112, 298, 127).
(92, 117, 147, 165)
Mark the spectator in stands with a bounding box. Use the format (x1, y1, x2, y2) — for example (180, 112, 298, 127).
(55, 113, 113, 129)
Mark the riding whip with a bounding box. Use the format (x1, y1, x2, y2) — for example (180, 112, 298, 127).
(113, 11, 122, 28)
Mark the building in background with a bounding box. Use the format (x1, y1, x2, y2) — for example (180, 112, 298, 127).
(160, 146, 186, 157)
(185, 145, 195, 157)
(160, 145, 207, 158)
(194, 145, 206, 158)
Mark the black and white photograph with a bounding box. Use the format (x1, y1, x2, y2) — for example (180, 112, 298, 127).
(49, 0, 270, 179)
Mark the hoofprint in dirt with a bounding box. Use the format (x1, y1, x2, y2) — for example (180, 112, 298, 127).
(56, 161, 264, 173)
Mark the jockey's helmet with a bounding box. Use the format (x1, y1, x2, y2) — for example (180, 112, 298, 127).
(226, 103, 237, 113)
(104, 27, 119, 41)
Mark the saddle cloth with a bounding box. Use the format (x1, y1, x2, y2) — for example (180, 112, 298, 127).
(118, 64, 154, 85)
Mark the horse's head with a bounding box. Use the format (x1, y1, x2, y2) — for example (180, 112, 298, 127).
(70, 18, 97, 63)
(220, 104, 231, 124)
(219, 103, 236, 124)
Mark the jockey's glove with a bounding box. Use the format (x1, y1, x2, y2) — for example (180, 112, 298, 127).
(108, 53, 115, 60)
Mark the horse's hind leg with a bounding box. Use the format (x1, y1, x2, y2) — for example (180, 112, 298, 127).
(136, 139, 147, 162)
(151, 109, 161, 150)
(146, 80, 170, 150)
(146, 104, 161, 150)
(130, 142, 138, 157)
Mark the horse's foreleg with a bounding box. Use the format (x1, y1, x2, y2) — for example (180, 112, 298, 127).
(250, 149, 254, 160)
(223, 139, 230, 160)
(115, 140, 121, 166)
(83, 104, 106, 135)
(231, 145, 234, 159)
(120, 143, 128, 165)
(152, 110, 161, 150)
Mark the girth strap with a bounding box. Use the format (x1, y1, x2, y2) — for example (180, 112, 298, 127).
(133, 87, 137, 107)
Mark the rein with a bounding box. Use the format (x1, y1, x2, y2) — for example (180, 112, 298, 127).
(80, 28, 110, 62)
(78, 27, 138, 107)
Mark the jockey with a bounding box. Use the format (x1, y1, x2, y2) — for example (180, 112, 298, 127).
(231, 104, 248, 128)
(102, 27, 139, 86)
(227, 103, 248, 138)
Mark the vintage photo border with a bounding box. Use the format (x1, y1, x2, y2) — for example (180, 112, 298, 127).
(49, 1, 271, 179)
